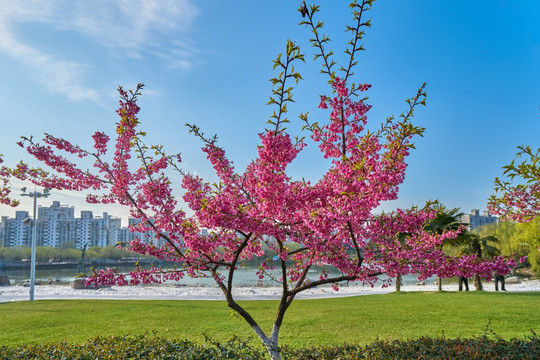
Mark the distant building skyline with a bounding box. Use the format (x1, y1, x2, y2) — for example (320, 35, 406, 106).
(1, 200, 501, 250)
(0, 201, 146, 249)
(460, 209, 499, 231)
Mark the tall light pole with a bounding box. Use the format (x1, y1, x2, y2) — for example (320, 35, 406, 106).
(21, 187, 51, 301)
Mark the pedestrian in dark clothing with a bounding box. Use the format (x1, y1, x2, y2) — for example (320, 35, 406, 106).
(495, 274, 506, 291)
(458, 276, 469, 291)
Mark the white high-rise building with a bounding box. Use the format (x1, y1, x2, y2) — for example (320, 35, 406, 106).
(74, 211, 123, 248)
(0, 202, 123, 249)
(0, 211, 31, 247)
(37, 201, 75, 248)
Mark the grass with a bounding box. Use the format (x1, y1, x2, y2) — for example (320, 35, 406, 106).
(0, 291, 538, 347)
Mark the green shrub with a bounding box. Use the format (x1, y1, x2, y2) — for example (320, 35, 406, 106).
(0, 332, 538, 359)
(359, 333, 540, 360)
(0, 334, 265, 360)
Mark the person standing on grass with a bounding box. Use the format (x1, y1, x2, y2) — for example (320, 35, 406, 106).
(494, 273, 506, 291)
(458, 276, 470, 291)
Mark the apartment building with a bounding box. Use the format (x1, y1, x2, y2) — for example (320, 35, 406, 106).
(0, 201, 123, 249)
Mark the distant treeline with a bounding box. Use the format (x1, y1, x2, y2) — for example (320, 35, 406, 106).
(0, 245, 154, 262)
(0, 245, 272, 267)
(475, 219, 540, 274)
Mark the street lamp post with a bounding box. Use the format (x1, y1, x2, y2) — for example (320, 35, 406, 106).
(21, 187, 51, 301)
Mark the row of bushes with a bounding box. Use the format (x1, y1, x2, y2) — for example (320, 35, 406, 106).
(1, 332, 538, 359)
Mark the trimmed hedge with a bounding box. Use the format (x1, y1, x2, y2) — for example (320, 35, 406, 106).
(0, 335, 263, 360)
(281, 333, 540, 359)
(0, 332, 538, 359)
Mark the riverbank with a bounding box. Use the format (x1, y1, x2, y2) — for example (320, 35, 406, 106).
(1, 278, 539, 303)
(0, 258, 158, 270)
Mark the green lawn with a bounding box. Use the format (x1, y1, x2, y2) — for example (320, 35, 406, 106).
(1, 291, 538, 347)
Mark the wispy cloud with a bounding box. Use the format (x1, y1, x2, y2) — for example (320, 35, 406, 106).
(0, 0, 198, 102)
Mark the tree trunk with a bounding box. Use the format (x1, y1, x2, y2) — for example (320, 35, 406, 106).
(473, 273, 483, 291)
(252, 324, 281, 360)
(266, 346, 281, 360)
(437, 276, 442, 291)
(395, 273, 402, 292)
(223, 288, 283, 359)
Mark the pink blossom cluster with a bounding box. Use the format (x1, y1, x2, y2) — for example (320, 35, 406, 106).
(0, 155, 19, 207)
(488, 145, 540, 223)
(314, 77, 372, 160)
(488, 183, 540, 223)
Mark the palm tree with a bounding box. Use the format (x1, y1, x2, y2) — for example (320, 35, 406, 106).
(460, 233, 501, 290)
(424, 204, 467, 291)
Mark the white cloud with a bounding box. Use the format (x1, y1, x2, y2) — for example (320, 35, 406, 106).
(0, 0, 198, 102)
(0, 19, 100, 102)
(58, 0, 198, 50)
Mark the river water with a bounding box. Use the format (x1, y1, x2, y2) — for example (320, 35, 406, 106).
(1, 264, 433, 287)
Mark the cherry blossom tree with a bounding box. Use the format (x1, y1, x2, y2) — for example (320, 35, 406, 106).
(489, 144, 540, 223)
(7, 1, 516, 359)
(0, 155, 19, 207)
(488, 143, 540, 276)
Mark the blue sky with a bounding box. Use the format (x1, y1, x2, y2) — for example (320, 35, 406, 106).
(0, 0, 539, 224)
